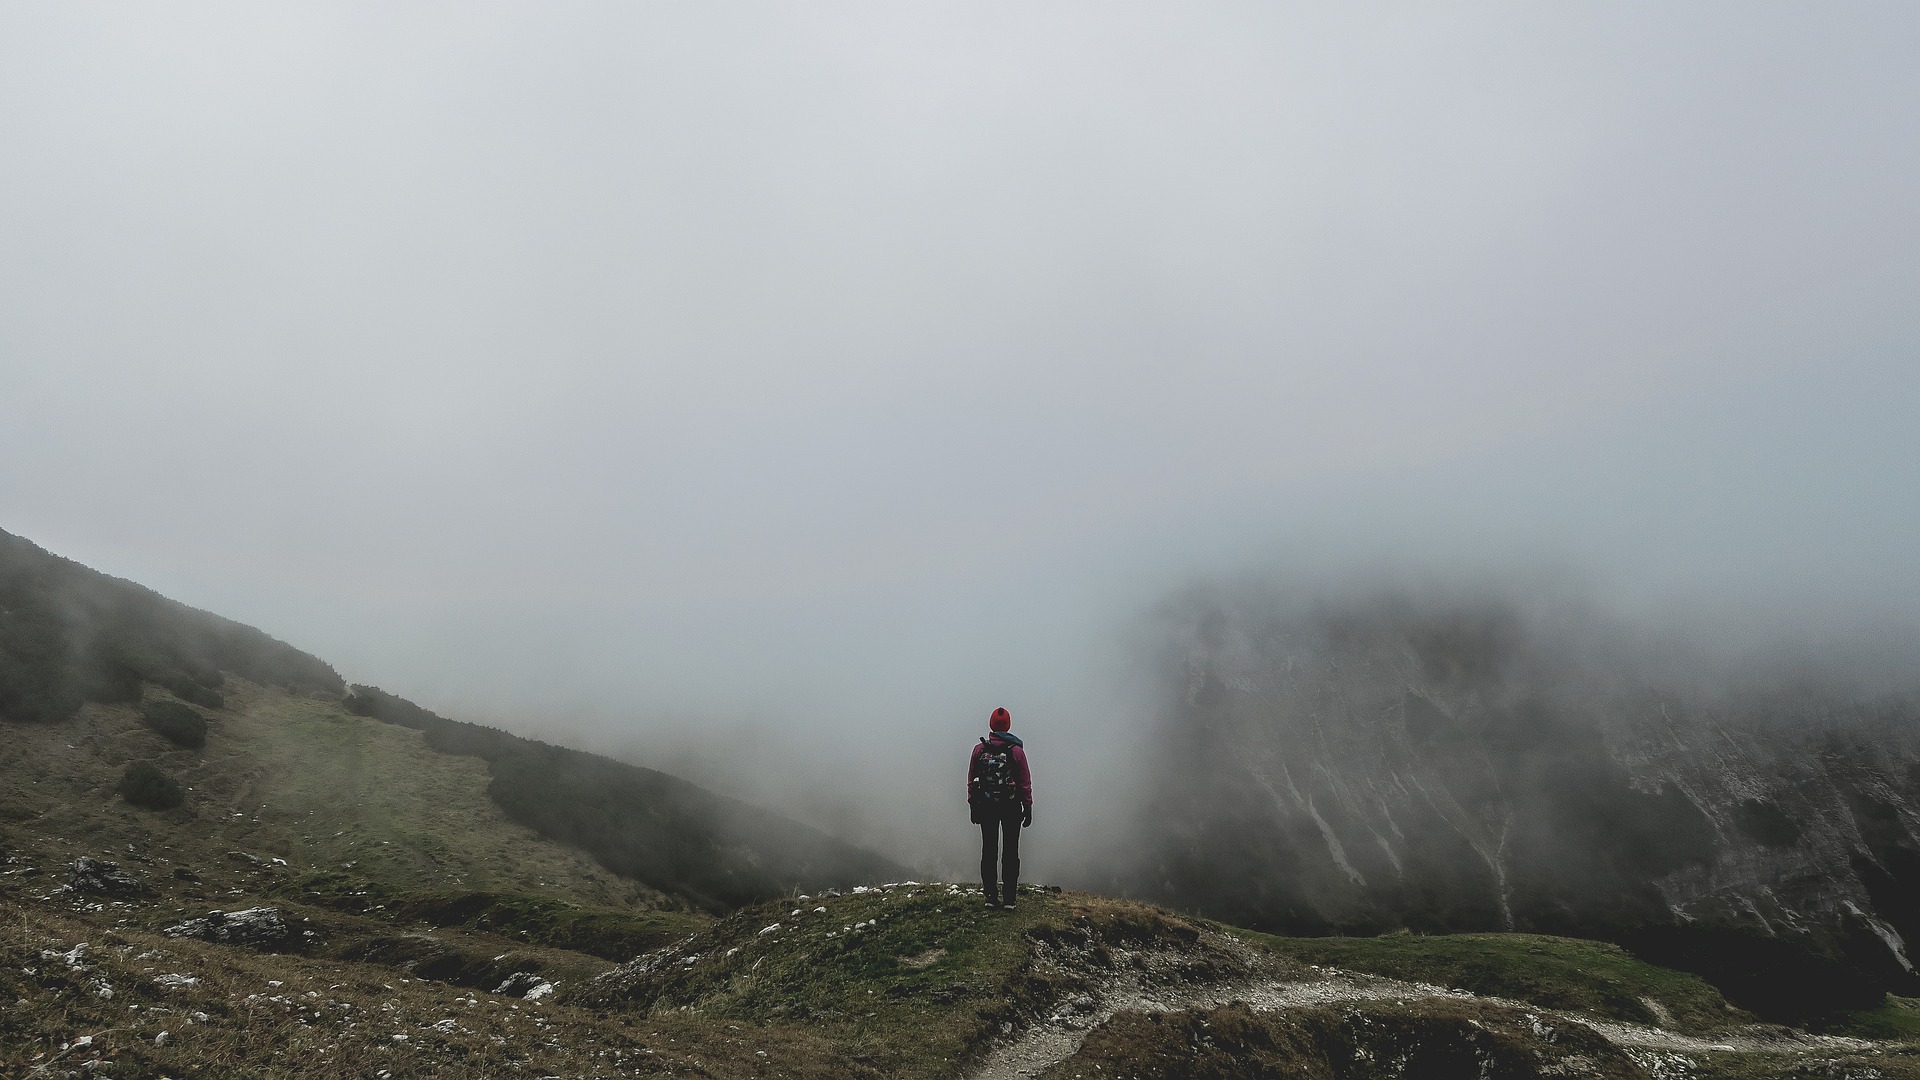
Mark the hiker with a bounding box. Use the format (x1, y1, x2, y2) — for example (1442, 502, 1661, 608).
(967, 706, 1032, 909)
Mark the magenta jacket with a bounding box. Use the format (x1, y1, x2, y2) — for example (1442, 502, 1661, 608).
(967, 732, 1032, 805)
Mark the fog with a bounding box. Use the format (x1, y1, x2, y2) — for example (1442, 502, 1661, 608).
(2, 5, 1917, 878)
(1069, 572, 1920, 1005)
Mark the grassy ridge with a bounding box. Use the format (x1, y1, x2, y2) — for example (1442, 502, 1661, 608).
(0, 528, 342, 724)
(579, 884, 1264, 1077)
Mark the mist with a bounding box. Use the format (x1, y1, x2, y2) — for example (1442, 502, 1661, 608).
(3, 6, 1918, 882)
(1072, 570, 1920, 1011)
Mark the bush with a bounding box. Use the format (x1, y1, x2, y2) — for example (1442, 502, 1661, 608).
(119, 761, 184, 810)
(141, 700, 208, 749)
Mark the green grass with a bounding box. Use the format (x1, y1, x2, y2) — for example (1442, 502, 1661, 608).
(579, 884, 1255, 1078)
(1823, 995, 1920, 1041)
(585, 884, 1069, 1073)
(14, 673, 1920, 1078)
(281, 874, 707, 961)
(1691, 1050, 1920, 1080)
(0, 679, 672, 910)
(1236, 930, 1751, 1035)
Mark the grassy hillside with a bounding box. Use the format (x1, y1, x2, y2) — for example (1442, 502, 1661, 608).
(8, 828, 1920, 1077)
(0, 526, 903, 911)
(345, 684, 906, 910)
(578, 884, 1261, 1076)
(0, 528, 343, 724)
(0, 679, 660, 906)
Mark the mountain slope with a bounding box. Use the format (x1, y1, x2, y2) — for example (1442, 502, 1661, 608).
(342, 684, 905, 910)
(0, 528, 343, 723)
(12, 842, 1920, 1080)
(7, 529, 1920, 1076)
(584, 883, 1920, 1079)
(1101, 589, 1920, 1020)
(0, 678, 654, 905)
(0, 526, 901, 911)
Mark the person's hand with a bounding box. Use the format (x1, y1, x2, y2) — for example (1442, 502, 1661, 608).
(1021, 803, 1033, 828)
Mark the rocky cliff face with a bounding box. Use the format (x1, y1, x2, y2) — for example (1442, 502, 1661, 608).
(1103, 589, 1920, 1017)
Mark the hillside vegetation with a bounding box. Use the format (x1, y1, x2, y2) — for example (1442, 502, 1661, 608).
(1, 680, 667, 906)
(0, 528, 343, 724)
(345, 685, 904, 910)
(3, 682, 1918, 1076)
(13, 847, 1920, 1079)
(0, 526, 900, 912)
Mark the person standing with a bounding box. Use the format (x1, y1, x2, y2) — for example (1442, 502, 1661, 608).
(967, 706, 1032, 909)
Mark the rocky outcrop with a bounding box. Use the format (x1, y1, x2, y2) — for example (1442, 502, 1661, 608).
(1106, 591, 1920, 1018)
(66, 857, 149, 896)
(164, 906, 290, 947)
(493, 972, 556, 1000)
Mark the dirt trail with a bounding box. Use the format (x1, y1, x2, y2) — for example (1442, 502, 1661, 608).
(966, 941, 1876, 1080)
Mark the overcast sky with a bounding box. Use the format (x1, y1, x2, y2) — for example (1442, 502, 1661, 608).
(4, 4, 1917, 873)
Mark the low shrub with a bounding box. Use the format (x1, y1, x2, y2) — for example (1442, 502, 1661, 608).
(119, 761, 185, 809)
(141, 700, 208, 748)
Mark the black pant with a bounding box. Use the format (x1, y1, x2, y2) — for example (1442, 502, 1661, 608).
(978, 802, 1023, 903)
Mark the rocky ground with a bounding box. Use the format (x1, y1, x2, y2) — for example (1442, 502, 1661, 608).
(10, 850, 1920, 1078)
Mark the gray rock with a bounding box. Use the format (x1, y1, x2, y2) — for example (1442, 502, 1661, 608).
(163, 907, 290, 947)
(493, 971, 555, 999)
(66, 857, 147, 896)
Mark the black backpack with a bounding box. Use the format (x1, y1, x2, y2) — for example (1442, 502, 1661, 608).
(972, 737, 1019, 803)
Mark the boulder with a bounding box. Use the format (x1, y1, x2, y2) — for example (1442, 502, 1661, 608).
(164, 906, 290, 947)
(67, 857, 148, 896)
(493, 971, 555, 999)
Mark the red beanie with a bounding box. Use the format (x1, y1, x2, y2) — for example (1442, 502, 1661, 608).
(990, 707, 1011, 732)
